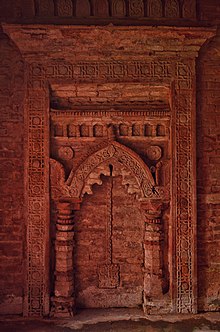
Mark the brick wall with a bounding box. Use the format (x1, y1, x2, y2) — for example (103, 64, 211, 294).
(0, 32, 25, 314)
(74, 176, 145, 308)
(197, 35, 220, 312)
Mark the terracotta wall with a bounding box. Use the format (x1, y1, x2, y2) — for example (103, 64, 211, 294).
(0, 0, 220, 316)
(197, 35, 220, 312)
(0, 31, 25, 314)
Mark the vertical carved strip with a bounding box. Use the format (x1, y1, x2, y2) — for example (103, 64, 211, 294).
(174, 60, 197, 313)
(51, 202, 75, 317)
(24, 68, 50, 316)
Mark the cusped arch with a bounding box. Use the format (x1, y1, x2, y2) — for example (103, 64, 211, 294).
(66, 141, 156, 199)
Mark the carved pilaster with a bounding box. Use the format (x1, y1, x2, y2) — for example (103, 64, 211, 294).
(51, 202, 76, 317)
(142, 201, 164, 314)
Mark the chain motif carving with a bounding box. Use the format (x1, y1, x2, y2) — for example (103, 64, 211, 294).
(26, 57, 195, 315)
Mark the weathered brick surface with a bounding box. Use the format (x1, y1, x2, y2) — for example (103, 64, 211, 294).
(0, 32, 24, 314)
(197, 36, 220, 312)
(199, 0, 220, 23)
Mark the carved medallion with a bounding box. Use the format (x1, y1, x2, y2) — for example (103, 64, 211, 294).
(58, 146, 74, 160)
(147, 146, 162, 161)
(98, 264, 120, 288)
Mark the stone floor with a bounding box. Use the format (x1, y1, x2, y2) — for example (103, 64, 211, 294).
(0, 309, 220, 332)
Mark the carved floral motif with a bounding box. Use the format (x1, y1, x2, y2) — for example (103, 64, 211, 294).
(146, 146, 162, 161)
(58, 146, 74, 160)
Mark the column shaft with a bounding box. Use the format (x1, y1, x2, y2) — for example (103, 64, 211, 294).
(51, 202, 75, 317)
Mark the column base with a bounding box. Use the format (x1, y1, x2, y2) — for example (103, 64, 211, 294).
(50, 296, 76, 317)
(143, 297, 171, 315)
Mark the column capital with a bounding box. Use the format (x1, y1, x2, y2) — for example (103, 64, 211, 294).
(57, 201, 73, 212)
(141, 200, 163, 220)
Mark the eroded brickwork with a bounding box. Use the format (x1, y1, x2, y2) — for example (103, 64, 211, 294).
(0, 32, 25, 314)
(197, 36, 220, 312)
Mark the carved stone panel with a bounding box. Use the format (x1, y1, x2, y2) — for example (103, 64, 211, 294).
(165, 0, 180, 18)
(148, 0, 163, 17)
(57, 0, 73, 17)
(112, 0, 126, 17)
(129, 0, 144, 17)
(76, 0, 91, 17)
(98, 264, 120, 289)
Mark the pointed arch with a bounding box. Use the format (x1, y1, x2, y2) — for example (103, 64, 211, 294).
(66, 141, 156, 199)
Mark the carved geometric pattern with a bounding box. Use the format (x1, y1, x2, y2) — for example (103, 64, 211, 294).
(31, 60, 174, 83)
(24, 86, 50, 316)
(174, 59, 194, 313)
(27, 57, 195, 315)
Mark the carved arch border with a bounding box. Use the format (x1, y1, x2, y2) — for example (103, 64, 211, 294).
(50, 141, 157, 201)
(25, 58, 196, 316)
(67, 141, 156, 199)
